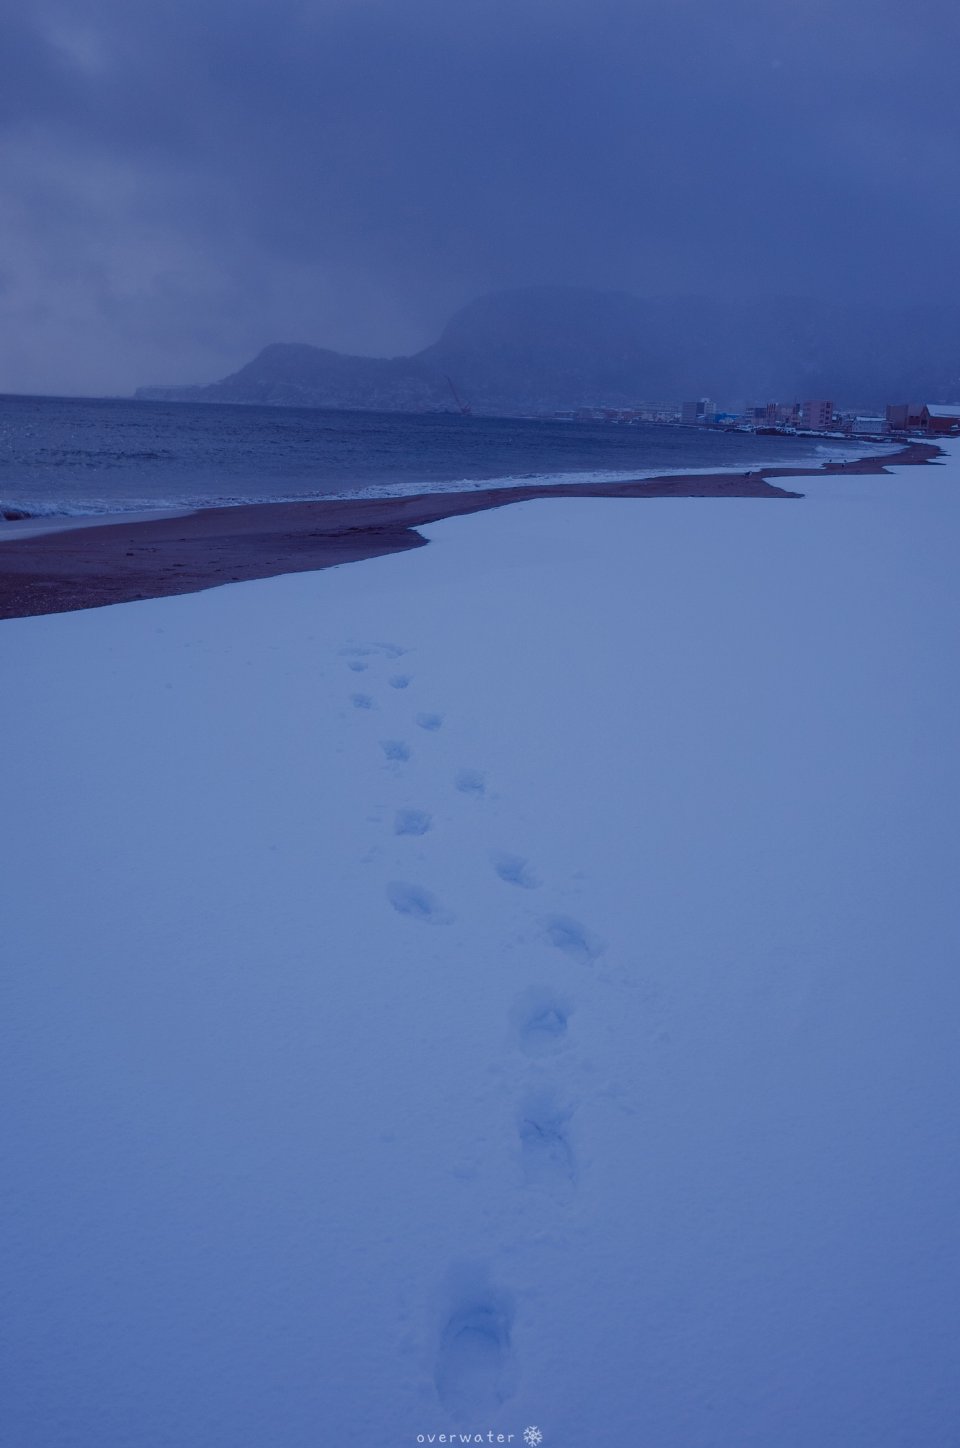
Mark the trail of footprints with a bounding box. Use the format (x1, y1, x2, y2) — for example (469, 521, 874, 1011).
(340, 640, 607, 1420)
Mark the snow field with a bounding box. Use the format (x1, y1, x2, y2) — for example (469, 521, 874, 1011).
(2, 444, 959, 1446)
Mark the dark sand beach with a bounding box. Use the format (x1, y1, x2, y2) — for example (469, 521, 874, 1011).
(0, 441, 940, 620)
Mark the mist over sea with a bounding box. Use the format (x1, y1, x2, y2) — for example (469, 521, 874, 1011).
(0, 394, 883, 518)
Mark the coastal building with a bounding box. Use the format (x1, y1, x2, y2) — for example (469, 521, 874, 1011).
(800, 400, 834, 430)
(921, 403, 960, 436)
(885, 402, 960, 435)
(848, 416, 886, 434)
(886, 402, 925, 431)
(681, 398, 715, 425)
(635, 402, 681, 423)
(751, 402, 800, 428)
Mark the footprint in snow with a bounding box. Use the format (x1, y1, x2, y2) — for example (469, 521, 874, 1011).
(381, 740, 410, 763)
(394, 808, 432, 836)
(386, 881, 447, 922)
(434, 1268, 517, 1421)
(543, 913, 603, 964)
(518, 1088, 578, 1199)
(416, 712, 444, 731)
(389, 674, 412, 689)
(346, 660, 368, 673)
(351, 693, 375, 710)
(455, 768, 486, 797)
(512, 985, 573, 1056)
(492, 852, 539, 889)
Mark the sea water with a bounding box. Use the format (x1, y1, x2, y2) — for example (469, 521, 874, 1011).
(0, 393, 885, 518)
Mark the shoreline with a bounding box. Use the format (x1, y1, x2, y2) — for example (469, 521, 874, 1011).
(0, 441, 940, 620)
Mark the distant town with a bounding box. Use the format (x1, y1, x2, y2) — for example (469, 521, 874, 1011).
(549, 399, 960, 439)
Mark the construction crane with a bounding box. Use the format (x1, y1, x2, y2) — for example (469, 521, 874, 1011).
(445, 376, 472, 416)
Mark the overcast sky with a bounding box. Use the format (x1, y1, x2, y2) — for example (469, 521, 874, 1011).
(1, 0, 958, 395)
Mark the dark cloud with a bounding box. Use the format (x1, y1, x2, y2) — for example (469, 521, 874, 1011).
(1, 0, 959, 393)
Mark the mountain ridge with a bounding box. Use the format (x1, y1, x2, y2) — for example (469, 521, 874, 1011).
(136, 286, 960, 413)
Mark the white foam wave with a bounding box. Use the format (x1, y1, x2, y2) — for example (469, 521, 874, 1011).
(1, 497, 178, 518)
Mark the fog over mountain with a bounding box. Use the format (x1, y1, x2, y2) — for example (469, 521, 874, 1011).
(138, 287, 960, 414)
(1, 0, 960, 398)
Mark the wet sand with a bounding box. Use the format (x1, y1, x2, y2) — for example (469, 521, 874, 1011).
(0, 442, 940, 620)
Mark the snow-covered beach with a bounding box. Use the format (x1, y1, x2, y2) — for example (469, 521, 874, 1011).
(3, 443, 959, 1446)
(0, 442, 935, 620)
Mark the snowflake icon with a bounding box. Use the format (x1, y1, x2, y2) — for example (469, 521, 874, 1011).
(523, 1429, 544, 1447)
